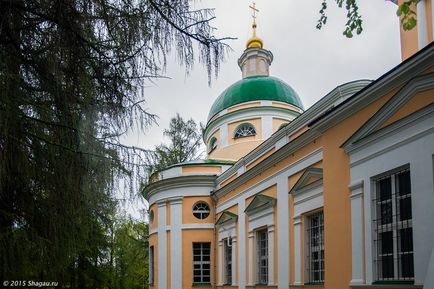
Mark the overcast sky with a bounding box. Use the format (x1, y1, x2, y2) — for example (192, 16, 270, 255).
(122, 0, 402, 217)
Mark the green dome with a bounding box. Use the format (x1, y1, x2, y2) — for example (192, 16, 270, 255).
(208, 75, 304, 122)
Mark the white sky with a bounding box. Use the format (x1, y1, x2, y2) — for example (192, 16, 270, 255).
(122, 0, 402, 218)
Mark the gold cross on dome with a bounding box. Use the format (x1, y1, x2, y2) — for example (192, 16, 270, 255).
(249, 2, 259, 21)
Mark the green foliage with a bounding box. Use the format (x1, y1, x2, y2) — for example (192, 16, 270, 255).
(317, 0, 419, 37)
(397, 0, 419, 31)
(145, 113, 203, 178)
(0, 0, 227, 287)
(111, 218, 149, 289)
(317, 0, 363, 38)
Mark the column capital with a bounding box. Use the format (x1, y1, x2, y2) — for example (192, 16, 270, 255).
(293, 215, 302, 225)
(168, 196, 183, 205)
(248, 231, 254, 238)
(156, 199, 167, 207)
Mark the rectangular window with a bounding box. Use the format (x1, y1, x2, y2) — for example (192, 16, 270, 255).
(193, 242, 211, 284)
(256, 229, 268, 284)
(373, 168, 414, 281)
(149, 246, 154, 285)
(224, 238, 232, 285)
(306, 211, 324, 283)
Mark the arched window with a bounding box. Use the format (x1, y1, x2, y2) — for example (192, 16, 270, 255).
(209, 137, 217, 153)
(193, 201, 210, 219)
(234, 123, 256, 139)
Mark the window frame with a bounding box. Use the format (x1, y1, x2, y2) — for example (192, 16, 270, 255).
(372, 167, 414, 283)
(192, 242, 211, 284)
(256, 228, 268, 285)
(233, 123, 256, 139)
(223, 238, 232, 285)
(192, 201, 210, 220)
(305, 210, 324, 284)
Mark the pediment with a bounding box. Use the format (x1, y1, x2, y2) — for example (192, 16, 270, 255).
(289, 168, 323, 195)
(216, 211, 238, 225)
(244, 194, 276, 216)
(342, 72, 434, 152)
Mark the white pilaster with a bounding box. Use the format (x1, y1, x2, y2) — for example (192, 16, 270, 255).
(277, 175, 290, 289)
(218, 240, 223, 286)
(231, 236, 237, 286)
(157, 200, 167, 289)
(238, 201, 246, 289)
(220, 123, 229, 148)
(417, 0, 428, 49)
(169, 197, 183, 289)
(349, 180, 365, 285)
(248, 231, 254, 286)
(262, 115, 273, 140)
(267, 224, 275, 286)
(293, 216, 302, 285)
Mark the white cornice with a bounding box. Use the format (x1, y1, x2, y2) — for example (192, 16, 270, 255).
(342, 72, 434, 151)
(142, 175, 216, 201)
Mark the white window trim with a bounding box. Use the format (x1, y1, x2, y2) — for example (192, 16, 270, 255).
(305, 211, 325, 284)
(292, 181, 323, 285)
(247, 206, 275, 286)
(218, 221, 237, 286)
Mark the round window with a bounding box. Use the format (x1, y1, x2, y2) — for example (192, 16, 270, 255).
(149, 210, 154, 223)
(192, 201, 210, 219)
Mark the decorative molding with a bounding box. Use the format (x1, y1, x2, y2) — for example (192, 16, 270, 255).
(216, 211, 238, 225)
(289, 167, 323, 195)
(342, 72, 434, 152)
(244, 194, 276, 216)
(143, 175, 216, 201)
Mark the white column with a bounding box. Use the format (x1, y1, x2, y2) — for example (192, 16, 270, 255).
(248, 231, 254, 286)
(267, 224, 275, 286)
(157, 200, 167, 289)
(417, 0, 428, 49)
(218, 240, 223, 286)
(349, 180, 365, 285)
(238, 201, 246, 289)
(293, 215, 302, 285)
(169, 197, 183, 289)
(277, 175, 290, 289)
(231, 236, 237, 286)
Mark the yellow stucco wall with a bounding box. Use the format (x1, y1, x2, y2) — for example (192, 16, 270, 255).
(210, 140, 264, 161)
(246, 148, 276, 171)
(272, 117, 289, 133)
(182, 165, 222, 174)
(319, 88, 397, 288)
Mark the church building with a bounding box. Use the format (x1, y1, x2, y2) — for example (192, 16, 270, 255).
(143, 2, 434, 289)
